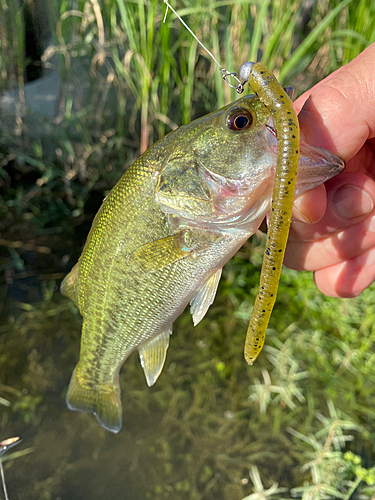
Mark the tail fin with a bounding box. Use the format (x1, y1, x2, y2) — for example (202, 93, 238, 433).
(66, 366, 122, 434)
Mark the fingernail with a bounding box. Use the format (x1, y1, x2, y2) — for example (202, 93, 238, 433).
(292, 204, 313, 223)
(333, 185, 374, 220)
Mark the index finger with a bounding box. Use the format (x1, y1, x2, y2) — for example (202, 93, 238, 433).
(295, 42, 375, 163)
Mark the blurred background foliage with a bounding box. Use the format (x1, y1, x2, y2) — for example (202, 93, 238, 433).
(1, 0, 375, 499)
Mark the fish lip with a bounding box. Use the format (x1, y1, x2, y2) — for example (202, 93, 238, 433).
(266, 123, 277, 138)
(262, 118, 345, 195)
(295, 142, 345, 195)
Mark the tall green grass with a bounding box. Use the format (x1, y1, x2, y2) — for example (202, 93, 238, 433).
(1, 0, 375, 223)
(0, 0, 24, 92)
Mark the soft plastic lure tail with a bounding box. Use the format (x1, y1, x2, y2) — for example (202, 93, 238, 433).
(239, 62, 300, 365)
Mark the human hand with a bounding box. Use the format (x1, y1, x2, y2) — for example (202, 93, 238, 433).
(285, 42, 375, 297)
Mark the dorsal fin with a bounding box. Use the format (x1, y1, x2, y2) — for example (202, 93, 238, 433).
(190, 268, 222, 326)
(60, 263, 80, 307)
(139, 329, 172, 387)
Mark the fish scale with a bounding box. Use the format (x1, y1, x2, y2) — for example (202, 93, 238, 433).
(61, 93, 344, 433)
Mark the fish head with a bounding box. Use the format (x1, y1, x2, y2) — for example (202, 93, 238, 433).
(156, 94, 344, 231)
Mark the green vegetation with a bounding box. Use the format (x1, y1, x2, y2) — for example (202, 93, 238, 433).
(2, 0, 375, 230)
(1, 1, 375, 499)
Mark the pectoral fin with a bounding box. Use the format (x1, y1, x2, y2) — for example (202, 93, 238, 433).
(139, 329, 172, 387)
(190, 268, 222, 326)
(128, 232, 193, 274)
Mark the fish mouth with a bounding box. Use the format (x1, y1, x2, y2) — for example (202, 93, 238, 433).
(264, 119, 345, 196)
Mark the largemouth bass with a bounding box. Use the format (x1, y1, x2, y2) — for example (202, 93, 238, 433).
(62, 92, 344, 433)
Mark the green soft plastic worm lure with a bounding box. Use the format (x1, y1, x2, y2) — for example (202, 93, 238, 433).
(238, 61, 300, 365)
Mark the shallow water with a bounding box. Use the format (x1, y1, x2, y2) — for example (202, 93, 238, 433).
(0, 294, 260, 499)
(0, 225, 265, 500)
(1, 218, 375, 500)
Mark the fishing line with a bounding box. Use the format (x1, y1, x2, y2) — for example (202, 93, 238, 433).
(163, 0, 244, 92)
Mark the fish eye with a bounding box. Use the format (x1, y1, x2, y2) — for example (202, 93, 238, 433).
(226, 109, 253, 131)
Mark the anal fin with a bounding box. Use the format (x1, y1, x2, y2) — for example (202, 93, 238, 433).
(139, 329, 172, 387)
(190, 268, 222, 326)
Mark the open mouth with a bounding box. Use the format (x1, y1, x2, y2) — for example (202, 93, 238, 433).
(265, 118, 278, 152)
(266, 122, 277, 138)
